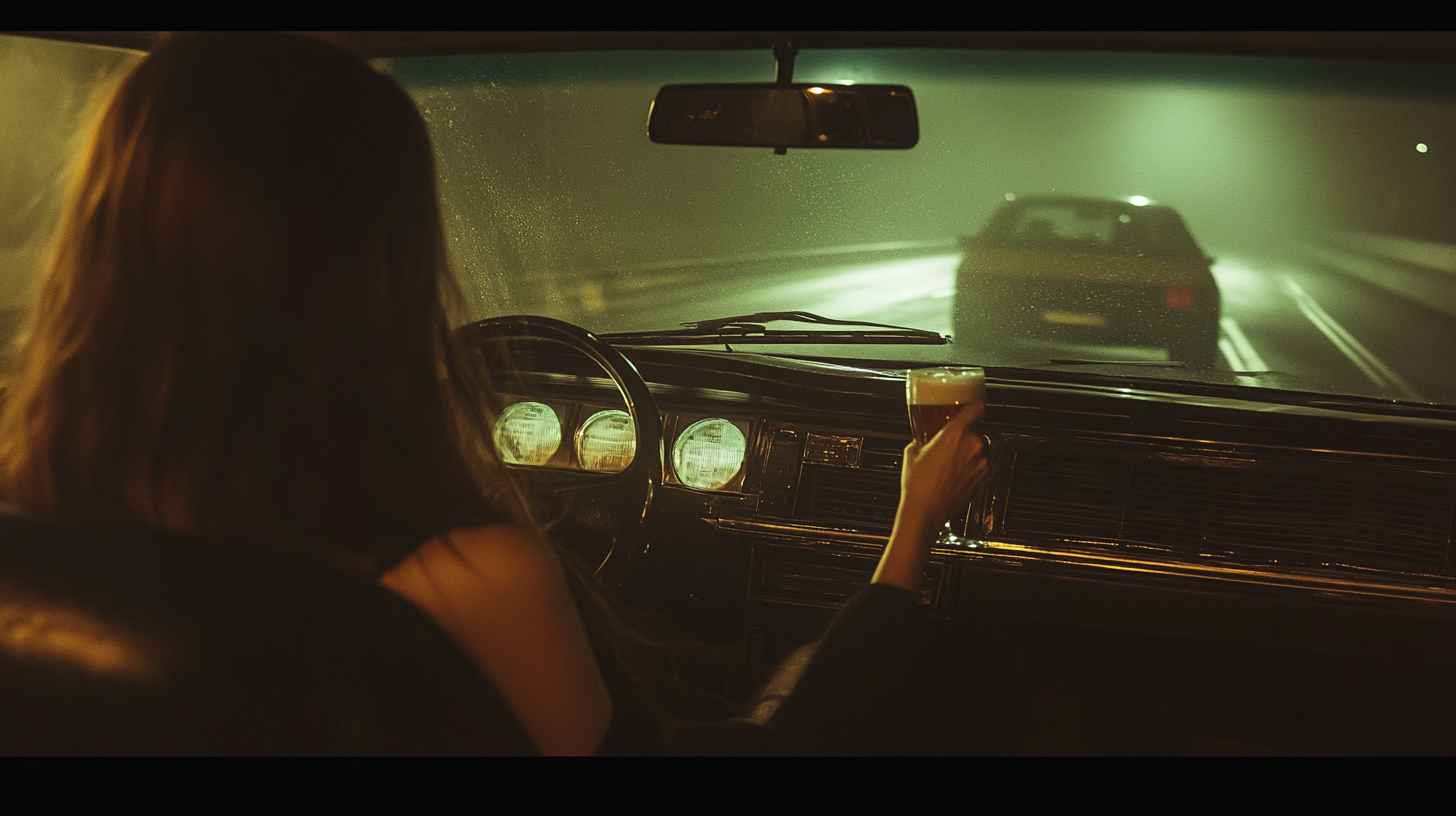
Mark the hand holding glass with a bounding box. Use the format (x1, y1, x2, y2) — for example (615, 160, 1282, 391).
(906, 367, 987, 545)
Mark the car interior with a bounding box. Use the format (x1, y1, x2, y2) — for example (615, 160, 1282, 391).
(1, 31, 1454, 754)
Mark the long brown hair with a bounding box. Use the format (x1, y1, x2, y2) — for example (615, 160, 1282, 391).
(0, 33, 528, 572)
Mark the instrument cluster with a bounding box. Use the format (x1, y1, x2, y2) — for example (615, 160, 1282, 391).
(493, 397, 755, 492)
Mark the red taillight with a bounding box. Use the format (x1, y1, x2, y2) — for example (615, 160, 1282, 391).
(1165, 287, 1194, 309)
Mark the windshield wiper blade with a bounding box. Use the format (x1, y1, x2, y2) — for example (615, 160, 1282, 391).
(1046, 359, 1188, 367)
(682, 311, 930, 333)
(599, 311, 949, 345)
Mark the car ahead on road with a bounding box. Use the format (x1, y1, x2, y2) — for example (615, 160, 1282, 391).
(955, 195, 1220, 367)
(1, 32, 1455, 753)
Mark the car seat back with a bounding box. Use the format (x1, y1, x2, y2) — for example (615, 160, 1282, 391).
(0, 507, 535, 754)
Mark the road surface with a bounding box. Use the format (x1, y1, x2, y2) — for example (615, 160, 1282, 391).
(577, 237, 1456, 406)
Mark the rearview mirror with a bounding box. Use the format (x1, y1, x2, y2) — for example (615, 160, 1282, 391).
(648, 83, 918, 150)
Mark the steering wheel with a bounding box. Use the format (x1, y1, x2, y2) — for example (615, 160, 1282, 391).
(456, 315, 662, 587)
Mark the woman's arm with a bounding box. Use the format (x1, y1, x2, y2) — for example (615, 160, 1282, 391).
(754, 406, 988, 753)
(872, 402, 989, 591)
(381, 525, 613, 756)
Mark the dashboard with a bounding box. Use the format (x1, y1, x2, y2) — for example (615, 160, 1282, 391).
(494, 344, 1456, 685)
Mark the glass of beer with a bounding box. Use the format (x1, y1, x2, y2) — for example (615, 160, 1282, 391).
(906, 366, 987, 546)
(908, 366, 985, 445)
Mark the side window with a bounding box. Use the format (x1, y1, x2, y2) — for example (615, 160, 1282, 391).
(0, 35, 141, 346)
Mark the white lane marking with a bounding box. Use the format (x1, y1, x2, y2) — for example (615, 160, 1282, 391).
(1282, 276, 1421, 400)
(1218, 337, 1243, 370)
(1218, 317, 1269, 371)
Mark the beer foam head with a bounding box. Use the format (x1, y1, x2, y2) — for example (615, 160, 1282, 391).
(907, 366, 985, 405)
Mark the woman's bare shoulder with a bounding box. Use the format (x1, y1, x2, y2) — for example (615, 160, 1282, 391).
(379, 523, 582, 672)
(379, 523, 614, 755)
(389, 524, 561, 594)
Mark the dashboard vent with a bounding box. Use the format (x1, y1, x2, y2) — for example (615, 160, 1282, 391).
(1001, 452, 1128, 540)
(1004, 449, 1455, 575)
(858, 436, 906, 471)
(798, 466, 900, 530)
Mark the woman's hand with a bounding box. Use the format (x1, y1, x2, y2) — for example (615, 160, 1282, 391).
(900, 401, 989, 532)
(872, 403, 990, 592)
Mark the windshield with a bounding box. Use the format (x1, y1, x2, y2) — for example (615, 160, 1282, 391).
(389, 48, 1456, 405)
(5, 39, 1456, 405)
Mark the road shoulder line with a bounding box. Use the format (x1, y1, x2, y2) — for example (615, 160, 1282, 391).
(1282, 276, 1420, 401)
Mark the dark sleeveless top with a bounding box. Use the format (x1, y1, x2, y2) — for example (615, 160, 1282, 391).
(612, 584, 929, 755)
(382, 527, 927, 755)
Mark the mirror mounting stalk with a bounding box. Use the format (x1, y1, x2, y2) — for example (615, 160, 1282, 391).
(773, 40, 799, 154)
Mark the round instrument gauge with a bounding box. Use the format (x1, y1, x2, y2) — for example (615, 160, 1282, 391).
(672, 418, 747, 490)
(493, 401, 561, 466)
(575, 409, 636, 473)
